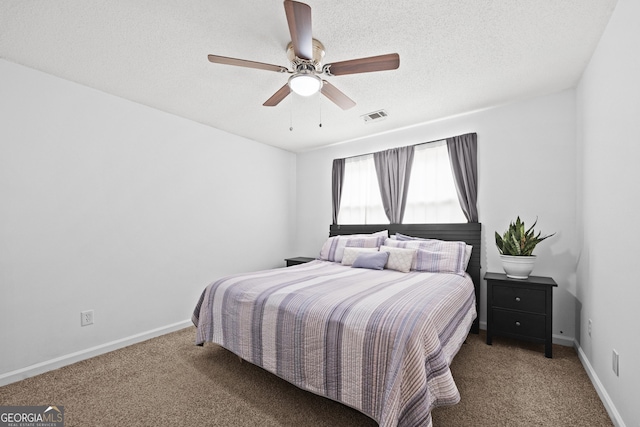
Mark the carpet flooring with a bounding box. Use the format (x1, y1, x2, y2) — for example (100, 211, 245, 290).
(0, 327, 613, 426)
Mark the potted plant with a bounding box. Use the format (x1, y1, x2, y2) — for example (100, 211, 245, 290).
(495, 217, 555, 279)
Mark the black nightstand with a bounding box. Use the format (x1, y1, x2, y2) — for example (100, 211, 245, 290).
(285, 257, 315, 267)
(485, 272, 557, 358)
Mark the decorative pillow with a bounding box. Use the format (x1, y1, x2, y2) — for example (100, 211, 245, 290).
(379, 245, 417, 273)
(319, 230, 388, 262)
(384, 237, 467, 275)
(341, 247, 379, 266)
(394, 232, 472, 269)
(351, 251, 389, 270)
(394, 232, 426, 241)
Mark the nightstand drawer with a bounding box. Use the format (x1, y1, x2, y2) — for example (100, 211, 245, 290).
(492, 309, 546, 340)
(492, 284, 546, 314)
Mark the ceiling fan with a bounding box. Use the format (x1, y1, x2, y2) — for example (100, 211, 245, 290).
(207, 0, 400, 110)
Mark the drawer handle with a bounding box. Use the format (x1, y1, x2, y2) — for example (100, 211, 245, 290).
(515, 321, 521, 327)
(515, 297, 521, 302)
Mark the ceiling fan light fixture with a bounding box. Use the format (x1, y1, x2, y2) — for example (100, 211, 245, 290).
(288, 73, 322, 96)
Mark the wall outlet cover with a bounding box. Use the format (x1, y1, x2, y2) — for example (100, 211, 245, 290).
(81, 310, 94, 327)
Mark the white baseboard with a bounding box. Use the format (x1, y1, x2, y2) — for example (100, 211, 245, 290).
(552, 333, 575, 347)
(575, 343, 626, 427)
(0, 319, 193, 387)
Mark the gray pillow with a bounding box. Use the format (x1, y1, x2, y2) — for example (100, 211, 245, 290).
(351, 251, 389, 270)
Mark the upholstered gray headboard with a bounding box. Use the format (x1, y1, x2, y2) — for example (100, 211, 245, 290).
(329, 223, 481, 334)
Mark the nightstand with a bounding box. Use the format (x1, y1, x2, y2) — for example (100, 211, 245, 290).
(485, 272, 557, 358)
(285, 257, 315, 267)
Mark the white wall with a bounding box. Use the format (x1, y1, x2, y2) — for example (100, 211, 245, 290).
(0, 60, 296, 380)
(576, 0, 640, 424)
(296, 90, 578, 342)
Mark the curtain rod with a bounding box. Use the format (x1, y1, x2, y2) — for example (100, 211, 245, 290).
(339, 132, 474, 161)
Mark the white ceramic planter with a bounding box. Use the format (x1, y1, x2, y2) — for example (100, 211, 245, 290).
(500, 255, 536, 279)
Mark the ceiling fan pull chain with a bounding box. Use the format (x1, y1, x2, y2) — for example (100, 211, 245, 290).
(289, 94, 294, 131)
(318, 92, 323, 128)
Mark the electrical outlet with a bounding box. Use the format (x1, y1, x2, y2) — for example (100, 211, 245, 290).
(588, 319, 592, 337)
(81, 310, 94, 327)
(612, 349, 619, 376)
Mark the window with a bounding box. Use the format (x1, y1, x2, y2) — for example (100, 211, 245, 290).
(337, 154, 387, 224)
(337, 141, 466, 224)
(403, 141, 466, 223)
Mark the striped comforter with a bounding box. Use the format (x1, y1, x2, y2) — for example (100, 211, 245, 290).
(192, 260, 476, 427)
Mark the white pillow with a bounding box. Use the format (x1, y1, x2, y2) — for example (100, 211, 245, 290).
(341, 247, 379, 266)
(379, 245, 417, 273)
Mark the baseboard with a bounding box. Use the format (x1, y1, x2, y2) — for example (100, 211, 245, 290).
(552, 333, 575, 347)
(0, 319, 193, 387)
(575, 343, 626, 427)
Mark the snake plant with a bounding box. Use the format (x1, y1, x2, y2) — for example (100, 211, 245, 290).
(495, 217, 555, 256)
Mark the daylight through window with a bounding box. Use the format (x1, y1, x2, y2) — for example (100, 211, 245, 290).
(403, 141, 466, 223)
(337, 141, 466, 224)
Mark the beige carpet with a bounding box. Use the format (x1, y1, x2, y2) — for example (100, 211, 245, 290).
(0, 327, 612, 426)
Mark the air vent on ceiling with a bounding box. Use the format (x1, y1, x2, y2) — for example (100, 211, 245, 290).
(362, 109, 388, 123)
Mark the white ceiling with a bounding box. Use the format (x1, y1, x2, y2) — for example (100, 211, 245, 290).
(0, 0, 617, 153)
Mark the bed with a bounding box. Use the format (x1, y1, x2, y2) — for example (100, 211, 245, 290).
(192, 223, 481, 427)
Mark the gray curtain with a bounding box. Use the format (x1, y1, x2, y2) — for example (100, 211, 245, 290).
(331, 158, 345, 225)
(446, 133, 478, 223)
(374, 146, 415, 224)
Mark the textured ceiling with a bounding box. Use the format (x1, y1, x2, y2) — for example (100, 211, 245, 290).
(0, 0, 617, 153)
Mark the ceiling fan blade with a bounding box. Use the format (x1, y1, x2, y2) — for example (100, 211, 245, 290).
(208, 55, 289, 73)
(284, 0, 313, 60)
(324, 53, 400, 76)
(263, 84, 291, 107)
(321, 81, 356, 110)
